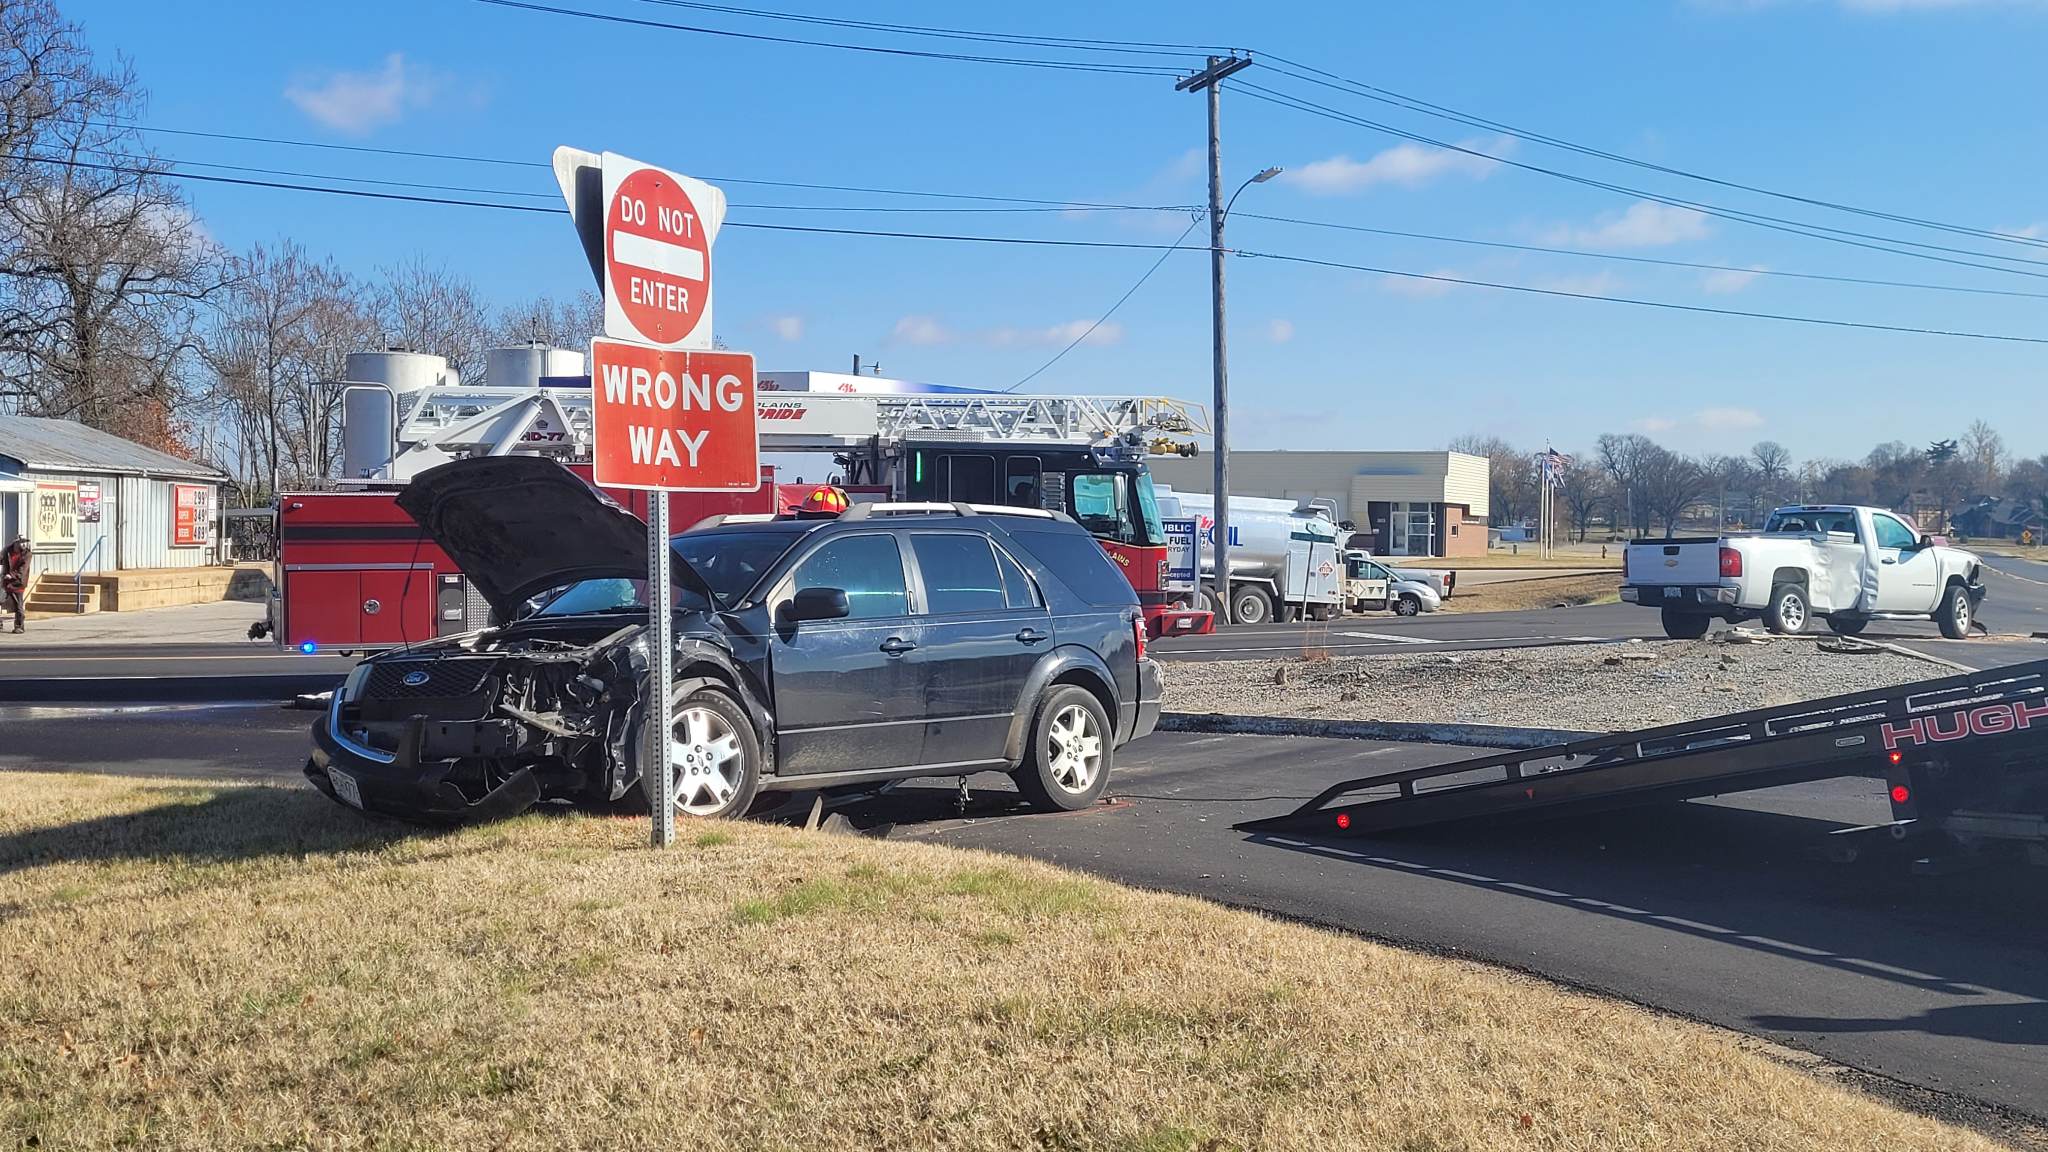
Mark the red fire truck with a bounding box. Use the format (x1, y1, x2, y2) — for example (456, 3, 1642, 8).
(260, 361, 1211, 653)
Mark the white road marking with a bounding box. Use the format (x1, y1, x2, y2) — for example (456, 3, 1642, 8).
(1335, 631, 1438, 644)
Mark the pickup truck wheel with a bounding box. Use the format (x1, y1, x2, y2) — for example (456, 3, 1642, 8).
(1394, 594, 1422, 617)
(1936, 583, 1973, 640)
(1825, 615, 1869, 637)
(1013, 684, 1112, 812)
(1660, 606, 1711, 639)
(1764, 584, 1810, 635)
(1230, 586, 1273, 626)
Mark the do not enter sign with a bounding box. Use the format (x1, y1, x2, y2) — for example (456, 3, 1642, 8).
(590, 340, 761, 492)
(600, 153, 727, 349)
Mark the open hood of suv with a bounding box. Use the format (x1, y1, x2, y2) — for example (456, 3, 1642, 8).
(396, 456, 711, 618)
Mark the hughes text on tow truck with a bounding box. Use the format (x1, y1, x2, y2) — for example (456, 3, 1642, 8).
(257, 354, 1213, 653)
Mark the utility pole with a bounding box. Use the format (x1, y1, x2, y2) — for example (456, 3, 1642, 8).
(1177, 54, 1252, 624)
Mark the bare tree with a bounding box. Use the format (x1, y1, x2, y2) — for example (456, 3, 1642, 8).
(1554, 455, 1608, 543)
(1637, 447, 1712, 537)
(200, 241, 373, 497)
(1596, 432, 1657, 537)
(373, 256, 491, 379)
(0, 0, 233, 448)
(1749, 440, 1792, 514)
(1962, 419, 2006, 494)
(1704, 454, 1752, 530)
(1449, 434, 1536, 527)
(493, 289, 602, 351)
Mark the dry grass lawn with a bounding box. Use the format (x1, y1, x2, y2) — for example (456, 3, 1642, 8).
(1443, 572, 1622, 614)
(0, 772, 2002, 1151)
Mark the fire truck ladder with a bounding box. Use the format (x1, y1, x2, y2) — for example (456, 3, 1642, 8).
(375, 385, 1208, 474)
(1237, 657, 2048, 838)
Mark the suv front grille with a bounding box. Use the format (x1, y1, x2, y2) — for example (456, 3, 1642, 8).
(365, 659, 500, 700)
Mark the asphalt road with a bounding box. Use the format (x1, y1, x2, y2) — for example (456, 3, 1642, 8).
(1152, 555, 2048, 672)
(4, 706, 2040, 1129)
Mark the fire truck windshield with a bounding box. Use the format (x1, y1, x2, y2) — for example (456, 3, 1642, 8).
(1070, 471, 1165, 547)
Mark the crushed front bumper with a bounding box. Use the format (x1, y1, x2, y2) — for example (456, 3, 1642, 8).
(308, 699, 541, 824)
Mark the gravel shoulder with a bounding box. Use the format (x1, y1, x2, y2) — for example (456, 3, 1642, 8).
(1164, 636, 1941, 731)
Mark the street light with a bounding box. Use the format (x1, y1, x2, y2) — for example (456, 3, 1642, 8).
(1206, 164, 1280, 625)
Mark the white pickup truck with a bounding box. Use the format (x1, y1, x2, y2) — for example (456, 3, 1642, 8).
(1622, 505, 1985, 640)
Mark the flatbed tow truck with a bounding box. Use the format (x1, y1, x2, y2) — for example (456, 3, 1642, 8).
(1241, 657, 2048, 870)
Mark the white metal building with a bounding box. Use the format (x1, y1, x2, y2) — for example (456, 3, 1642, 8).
(1149, 450, 1492, 557)
(0, 416, 228, 577)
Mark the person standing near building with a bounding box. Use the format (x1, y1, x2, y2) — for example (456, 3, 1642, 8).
(2, 536, 29, 634)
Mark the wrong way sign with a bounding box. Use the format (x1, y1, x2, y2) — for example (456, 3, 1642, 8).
(590, 340, 760, 492)
(600, 152, 727, 348)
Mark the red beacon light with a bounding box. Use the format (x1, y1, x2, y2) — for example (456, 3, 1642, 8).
(1888, 751, 1903, 764)
(1335, 812, 1352, 830)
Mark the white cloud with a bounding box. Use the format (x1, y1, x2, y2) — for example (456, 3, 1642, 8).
(1535, 271, 1624, 297)
(285, 53, 442, 135)
(1702, 265, 1767, 294)
(2005, 222, 2046, 239)
(1631, 408, 1764, 436)
(890, 316, 1122, 348)
(1696, 406, 1766, 431)
(1267, 318, 1295, 343)
(1543, 201, 1711, 249)
(768, 314, 804, 342)
(1285, 136, 1514, 195)
(890, 315, 950, 346)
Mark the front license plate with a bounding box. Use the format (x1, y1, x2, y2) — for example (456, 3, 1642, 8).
(328, 767, 364, 809)
(1664, 586, 1682, 599)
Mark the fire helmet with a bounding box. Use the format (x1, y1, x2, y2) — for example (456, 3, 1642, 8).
(792, 485, 851, 517)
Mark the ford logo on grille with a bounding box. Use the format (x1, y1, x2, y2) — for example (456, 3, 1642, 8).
(401, 670, 431, 687)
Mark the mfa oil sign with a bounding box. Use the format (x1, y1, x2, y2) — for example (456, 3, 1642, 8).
(33, 481, 77, 549)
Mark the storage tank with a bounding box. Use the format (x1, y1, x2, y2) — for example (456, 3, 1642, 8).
(339, 350, 456, 481)
(343, 349, 454, 396)
(485, 343, 585, 389)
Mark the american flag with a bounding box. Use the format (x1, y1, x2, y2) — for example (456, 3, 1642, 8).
(1536, 448, 1572, 489)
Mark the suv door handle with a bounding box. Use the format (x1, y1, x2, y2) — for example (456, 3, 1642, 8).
(1016, 628, 1051, 644)
(879, 637, 917, 655)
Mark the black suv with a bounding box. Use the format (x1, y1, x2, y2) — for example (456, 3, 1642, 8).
(309, 456, 1163, 823)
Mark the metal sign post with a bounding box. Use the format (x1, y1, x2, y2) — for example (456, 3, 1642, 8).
(647, 491, 676, 847)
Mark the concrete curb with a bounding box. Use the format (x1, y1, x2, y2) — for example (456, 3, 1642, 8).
(0, 674, 344, 704)
(1853, 639, 1974, 674)
(1159, 711, 1595, 749)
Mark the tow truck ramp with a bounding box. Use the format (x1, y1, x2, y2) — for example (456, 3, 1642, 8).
(1238, 657, 2048, 838)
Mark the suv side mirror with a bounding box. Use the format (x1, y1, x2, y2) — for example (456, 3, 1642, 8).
(781, 586, 851, 623)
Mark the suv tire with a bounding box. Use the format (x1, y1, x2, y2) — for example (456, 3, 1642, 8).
(1936, 583, 1974, 640)
(1764, 583, 1810, 635)
(1660, 606, 1711, 639)
(1013, 684, 1112, 812)
(628, 684, 762, 819)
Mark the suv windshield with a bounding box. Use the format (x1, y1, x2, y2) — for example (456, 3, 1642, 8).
(529, 530, 799, 617)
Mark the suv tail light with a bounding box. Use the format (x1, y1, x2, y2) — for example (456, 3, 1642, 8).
(1719, 546, 1743, 578)
(1133, 612, 1148, 661)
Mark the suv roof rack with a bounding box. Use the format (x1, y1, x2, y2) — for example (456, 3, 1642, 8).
(839, 501, 1077, 525)
(685, 512, 783, 532)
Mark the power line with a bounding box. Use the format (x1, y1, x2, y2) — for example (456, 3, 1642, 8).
(76, 155, 2048, 350)
(470, 0, 1185, 75)
(1008, 213, 1206, 392)
(1236, 82, 2048, 283)
(1231, 211, 2048, 301)
(626, 0, 1238, 58)
(1255, 53, 2048, 253)
(1230, 246, 2048, 346)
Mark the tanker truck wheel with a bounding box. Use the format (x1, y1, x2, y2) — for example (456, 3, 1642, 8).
(1229, 586, 1273, 626)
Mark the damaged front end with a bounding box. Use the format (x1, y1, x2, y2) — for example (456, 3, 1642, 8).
(308, 621, 656, 824)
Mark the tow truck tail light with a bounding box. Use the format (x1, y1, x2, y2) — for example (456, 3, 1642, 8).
(1719, 547, 1743, 578)
(1890, 784, 1912, 805)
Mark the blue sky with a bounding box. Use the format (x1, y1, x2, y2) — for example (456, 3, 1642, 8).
(67, 0, 2048, 463)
